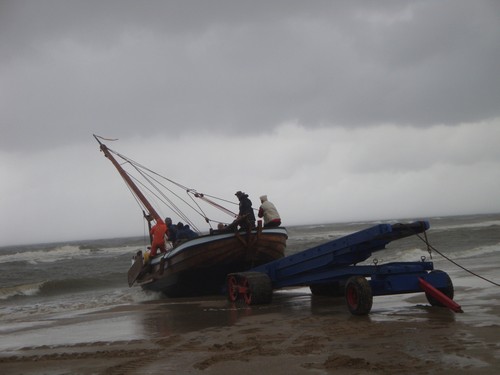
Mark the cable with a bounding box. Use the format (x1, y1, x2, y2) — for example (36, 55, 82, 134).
(109, 147, 237, 226)
(416, 233, 500, 288)
(106, 146, 242, 234)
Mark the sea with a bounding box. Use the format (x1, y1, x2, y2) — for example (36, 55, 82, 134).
(1, 213, 499, 351)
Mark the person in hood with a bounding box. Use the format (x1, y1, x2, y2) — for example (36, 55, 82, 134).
(258, 195, 282, 228)
(235, 191, 256, 231)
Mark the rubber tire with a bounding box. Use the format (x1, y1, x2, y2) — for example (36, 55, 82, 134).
(345, 276, 373, 315)
(425, 270, 454, 307)
(239, 272, 273, 305)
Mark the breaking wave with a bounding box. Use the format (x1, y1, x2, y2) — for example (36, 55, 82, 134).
(0, 282, 43, 300)
(0, 244, 140, 265)
(0, 275, 125, 301)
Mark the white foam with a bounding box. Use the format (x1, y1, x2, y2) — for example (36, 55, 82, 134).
(453, 243, 500, 260)
(433, 220, 500, 231)
(0, 282, 43, 300)
(0, 244, 139, 264)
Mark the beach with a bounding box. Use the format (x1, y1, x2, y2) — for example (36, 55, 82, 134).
(1, 285, 499, 375)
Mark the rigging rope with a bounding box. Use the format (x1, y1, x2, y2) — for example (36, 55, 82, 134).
(416, 233, 500, 288)
(131, 167, 198, 230)
(193, 192, 237, 217)
(106, 146, 237, 232)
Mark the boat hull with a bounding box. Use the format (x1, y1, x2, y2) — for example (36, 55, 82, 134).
(131, 227, 288, 297)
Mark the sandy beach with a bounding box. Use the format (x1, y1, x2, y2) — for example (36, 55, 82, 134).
(1, 285, 499, 375)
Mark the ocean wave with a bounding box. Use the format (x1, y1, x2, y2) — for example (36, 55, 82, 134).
(0, 285, 150, 323)
(0, 282, 43, 300)
(451, 243, 500, 260)
(431, 220, 500, 231)
(0, 275, 125, 301)
(0, 245, 88, 264)
(367, 242, 500, 264)
(0, 244, 140, 265)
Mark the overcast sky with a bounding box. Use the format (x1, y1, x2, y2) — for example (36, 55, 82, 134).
(1, 0, 499, 246)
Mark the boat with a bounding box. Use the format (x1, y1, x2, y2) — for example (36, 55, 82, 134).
(94, 135, 288, 297)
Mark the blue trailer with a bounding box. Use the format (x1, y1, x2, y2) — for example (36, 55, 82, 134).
(226, 221, 462, 315)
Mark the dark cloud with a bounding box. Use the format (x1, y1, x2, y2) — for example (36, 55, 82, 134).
(1, 1, 499, 152)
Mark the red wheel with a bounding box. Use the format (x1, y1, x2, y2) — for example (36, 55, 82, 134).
(227, 275, 239, 302)
(345, 276, 373, 315)
(242, 277, 252, 305)
(226, 272, 273, 305)
(242, 272, 273, 305)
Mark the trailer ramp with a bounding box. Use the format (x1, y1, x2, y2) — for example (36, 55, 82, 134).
(227, 221, 461, 315)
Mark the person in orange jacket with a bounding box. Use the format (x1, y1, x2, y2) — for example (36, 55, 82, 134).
(150, 218, 168, 257)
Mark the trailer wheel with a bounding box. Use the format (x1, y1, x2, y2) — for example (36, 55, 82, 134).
(226, 272, 273, 305)
(227, 274, 240, 302)
(425, 270, 454, 307)
(243, 272, 273, 305)
(345, 276, 373, 315)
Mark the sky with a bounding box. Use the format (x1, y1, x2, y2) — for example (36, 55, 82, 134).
(1, 0, 500, 246)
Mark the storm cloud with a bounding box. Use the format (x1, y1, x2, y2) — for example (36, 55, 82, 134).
(1, 1, 499, 245)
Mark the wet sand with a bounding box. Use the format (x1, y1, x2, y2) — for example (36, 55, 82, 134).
(1, 287, 499, 375)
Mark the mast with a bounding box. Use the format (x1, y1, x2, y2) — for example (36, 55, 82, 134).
(94, 135, 164, 224)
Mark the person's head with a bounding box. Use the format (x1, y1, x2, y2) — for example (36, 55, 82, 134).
(235, 191, 247, 200)
(177, 222, 184, 229)
(217, 223, 224, 230)
(260, 195, 267, 203)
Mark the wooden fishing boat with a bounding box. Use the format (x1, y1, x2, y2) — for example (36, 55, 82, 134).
(94, 135, 287, 297)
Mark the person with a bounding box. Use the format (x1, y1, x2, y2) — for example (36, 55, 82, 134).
(235, 191, 256, 231)
(149, 218, 168, 257)
(164, 217, 177, 244)
(258, 195, 281, 227)
(176, 222, 198, 242)
(210, 222, 228, 235)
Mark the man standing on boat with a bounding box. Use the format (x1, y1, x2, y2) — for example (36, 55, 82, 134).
(258, 195, 282, 228)
(235, 191, 256, 231)
(150, 218, 168, 257)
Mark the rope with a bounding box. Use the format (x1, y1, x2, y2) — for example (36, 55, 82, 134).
(107, 147, 195, 228)
(113, 148, 240, 213)
(193, 192, 237, 217)
(130, 166, 198, 230)
(416, 233, 500, 288)
(105, 146, 236, 232)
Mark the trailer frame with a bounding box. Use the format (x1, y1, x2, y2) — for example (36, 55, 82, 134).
(227, 221, 462, 315)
